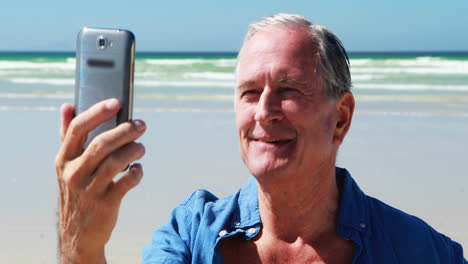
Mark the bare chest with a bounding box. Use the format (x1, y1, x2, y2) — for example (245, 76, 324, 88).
(220, 236, 355, 264)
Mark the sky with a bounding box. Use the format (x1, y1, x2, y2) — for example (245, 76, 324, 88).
(1, 0, 467, 52)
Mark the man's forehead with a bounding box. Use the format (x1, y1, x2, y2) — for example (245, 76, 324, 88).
(238, 28, 317, 70)
(237, 69, 309, 88)
(236, 29, 318, 88)
(239, 26, 318, 58)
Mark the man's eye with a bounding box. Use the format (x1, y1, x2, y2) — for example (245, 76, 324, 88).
(280, 87, 298, 93)
(242, 90, 259, 97)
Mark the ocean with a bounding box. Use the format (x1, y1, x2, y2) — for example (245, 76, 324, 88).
(1, 52, 467, 263)
(1, 51, 468, 114)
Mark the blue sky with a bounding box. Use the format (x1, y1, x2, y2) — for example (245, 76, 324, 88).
(2, 0, 467, 52)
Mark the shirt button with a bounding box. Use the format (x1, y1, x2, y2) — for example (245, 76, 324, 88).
(219, 230, 228, 237)
(360, 223, 366, 229)
(234, 221, 241, 227)
(247, 227, 256, 234)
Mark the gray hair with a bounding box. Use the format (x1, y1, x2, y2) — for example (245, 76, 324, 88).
(240, 13, 352, 101)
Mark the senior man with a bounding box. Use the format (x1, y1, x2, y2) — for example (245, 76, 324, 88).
(56, 14, 466, 263)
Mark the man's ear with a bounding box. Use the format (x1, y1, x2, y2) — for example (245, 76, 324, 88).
(333, 91, 355, 146)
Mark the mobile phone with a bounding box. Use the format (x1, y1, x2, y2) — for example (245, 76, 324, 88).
(74, 27, 135, 148)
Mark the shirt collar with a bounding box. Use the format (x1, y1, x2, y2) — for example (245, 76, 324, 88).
(234, 168, 371, 236)
(336, 167, 372, 236)
(235, 176, 261, 229)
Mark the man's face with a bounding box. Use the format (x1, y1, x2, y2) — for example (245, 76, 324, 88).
(235, 27, 340, 180)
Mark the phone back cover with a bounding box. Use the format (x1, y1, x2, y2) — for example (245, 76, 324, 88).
(75, 27, 135, 147)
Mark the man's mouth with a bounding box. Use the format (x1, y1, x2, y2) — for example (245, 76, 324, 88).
(253, 138, 295, 145)
(263, 139, 291, 144)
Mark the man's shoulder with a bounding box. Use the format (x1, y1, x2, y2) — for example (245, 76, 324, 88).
(179, 176, 256, 214)
(366, 195, 465, 261)
(367, 195, 431, 234)
(178, 188, 239, 214)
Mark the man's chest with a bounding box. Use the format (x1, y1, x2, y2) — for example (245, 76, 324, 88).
(220, 236, 355, 264)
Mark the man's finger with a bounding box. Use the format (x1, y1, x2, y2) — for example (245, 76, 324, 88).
(60, 98, 120, 161)
(108, 163, 143, 201)
(88, 142, 145, 194)
(77, 120, 146, 179)
(60, 103, 75, 142)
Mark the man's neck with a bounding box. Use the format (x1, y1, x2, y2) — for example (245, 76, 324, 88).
(255, 162, 340, 243)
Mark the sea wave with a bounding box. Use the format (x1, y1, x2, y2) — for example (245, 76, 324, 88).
(355, 109, 468, 117)
(0, 105, 60, 111)
(0, 60, 74, 70)
(182, 72, 235, 80)
(5, 77, 235, 88)
(387, 57, 468, 69)
(10, 78, 74, 85)
(66, 58, 76, 64)
(143, 58, 236, 67)
(354, 83, 468, 91)
(135, 80, 235, 88)
(136, 93, 233, 101)
(0, 105, 235, 112)
(383, 57, 444, 67)
(351, 74, 384, 81)
(351, 67, 468, 75)
(0, 92, 73, 99)
(0, 92, 232, 101)
(352, 56, 468, 69)
(355, 94, 468, 103)
(350, 59, 372, 66)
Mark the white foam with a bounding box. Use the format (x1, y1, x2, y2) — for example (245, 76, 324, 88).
(350, 59, 372, 66)
(355, 109, 468, 117)
(351, 74, 383, 81)
(182, 72, 235, 80)
(351, 67, 468, 75)
(0, 61, 74, 70)
(144, 59, 205, 65)
(355, 94, 468, 102)
(382, 57, 468, 69)
(387, 56, 442, 66)
(135, 72, 159, 77)
(0, 105, 59, 111)
(0, 92, 73, 99)
(66, 58, 76, 64)
(143, 58, 236, 67)
(350, 57, 468, 75)
(136, 93, 233, 101)
(134, 107, 233, 112)
(135, 80, 235, 88)
(354, 83, 468, 92)
(0, 105, 234, 112)
(214, 59, 237, 67)
(9, 78, 74, 85)
(135, 71, 235, 80)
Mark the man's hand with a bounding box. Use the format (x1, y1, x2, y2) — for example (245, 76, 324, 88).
(55, 99, 146, 263)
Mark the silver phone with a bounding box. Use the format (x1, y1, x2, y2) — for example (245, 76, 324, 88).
(75, 27, 135, 147)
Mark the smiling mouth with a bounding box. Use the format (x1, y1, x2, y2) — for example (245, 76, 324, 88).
(254, 138, 294, 145)
(264, 139, 290, 143)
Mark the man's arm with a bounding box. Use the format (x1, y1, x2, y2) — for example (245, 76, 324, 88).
(55, 98, 146, 263)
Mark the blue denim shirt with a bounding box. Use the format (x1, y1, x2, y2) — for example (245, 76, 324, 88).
(142, 168, 467, 263)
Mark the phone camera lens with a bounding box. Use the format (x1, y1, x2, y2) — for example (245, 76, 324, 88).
(99, 39, 106, 47)
(97, 36, 107, 49)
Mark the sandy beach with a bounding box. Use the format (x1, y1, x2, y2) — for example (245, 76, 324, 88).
(1, 100, 467, 263)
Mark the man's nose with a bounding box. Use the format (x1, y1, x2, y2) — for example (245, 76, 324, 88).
(254, 88, 282, 124)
